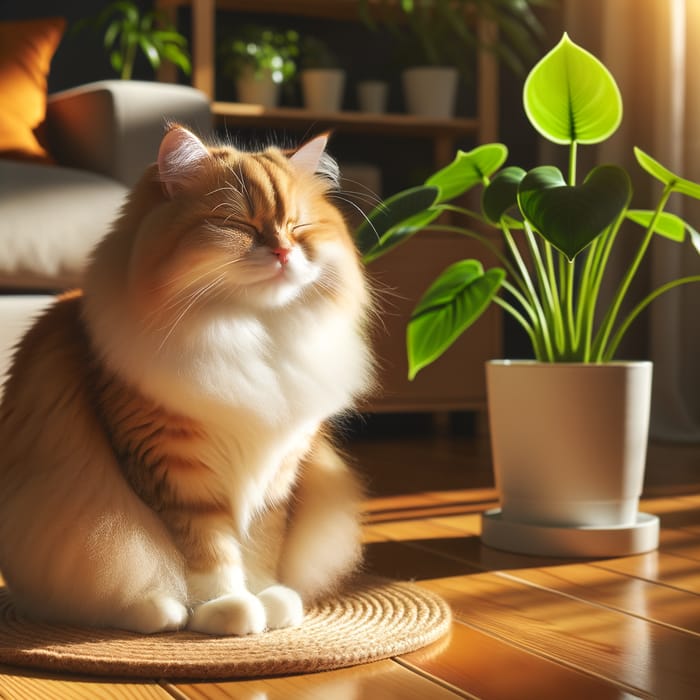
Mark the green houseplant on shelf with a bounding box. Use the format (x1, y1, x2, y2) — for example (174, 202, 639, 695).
(74, 0, 191, 80)
(218, 25, 300, 108)
(360, 0, 549, 117)
(356, 33, 700, 557)
(298, 36, 346, 112)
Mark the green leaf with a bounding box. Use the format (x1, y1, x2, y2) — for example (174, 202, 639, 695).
(355, 185, 439, 259)
(425, 144, 508, 203)
(634, 147, 700, 199)
(407, 261, 505, 379)
(482, 166, 527, 223)
(363, 208, 442, 264)
(626, 209, 686, 242)
(518, 164, 631, 260)
(139, 36, 161, 69)
(109, 49, 124, 73)
(103, 20, 121, 49)
(523, 33, 622, 145)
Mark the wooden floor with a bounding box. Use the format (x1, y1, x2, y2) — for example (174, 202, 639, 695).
(1, 417, 699, 699)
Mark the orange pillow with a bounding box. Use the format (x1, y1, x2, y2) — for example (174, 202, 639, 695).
(0, 17, 66, 163)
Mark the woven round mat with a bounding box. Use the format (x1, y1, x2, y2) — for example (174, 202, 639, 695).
(0, 579, 451, 679)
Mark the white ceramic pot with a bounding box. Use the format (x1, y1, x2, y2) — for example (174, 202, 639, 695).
(481, 360, 660, 557)
(235, 68, 280, 108)
(301, 69, 346, 112)
(357, 80, 388, 113)
(402, 66, 458, 118)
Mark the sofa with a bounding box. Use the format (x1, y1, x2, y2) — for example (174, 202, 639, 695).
(0, 80, 212, 395)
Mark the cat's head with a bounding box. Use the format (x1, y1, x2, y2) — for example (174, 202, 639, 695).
(118, 125, 367, 321)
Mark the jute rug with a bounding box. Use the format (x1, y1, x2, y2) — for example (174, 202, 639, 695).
(0, 579, 451, 679)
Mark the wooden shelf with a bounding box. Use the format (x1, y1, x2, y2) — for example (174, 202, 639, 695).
(213, 102, 479, 135)
(213, 102, 480, 164)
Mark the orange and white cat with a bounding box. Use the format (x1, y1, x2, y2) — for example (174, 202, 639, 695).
(0, 126, 374, 635)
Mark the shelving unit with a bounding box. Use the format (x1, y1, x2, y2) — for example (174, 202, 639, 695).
(154, 0, 503, 417)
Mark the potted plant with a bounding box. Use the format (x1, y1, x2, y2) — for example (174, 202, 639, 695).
(74, 0, 191, 80)
(219, 25, 299, 108)
(299, 36, 346, 112)
(360, 0, 547, 118)
(355, 34, 700, 557)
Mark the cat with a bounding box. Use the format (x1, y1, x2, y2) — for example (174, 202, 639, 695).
(0, 125, 375, 635)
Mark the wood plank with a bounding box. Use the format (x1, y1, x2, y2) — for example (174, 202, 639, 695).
(0, 667, 170, 699)
(504, 563, 700, 634)
(171, 658, 465, 699)
(399, 620, 639, 700)
(595, 550, 700, 595)
(422, 574, 700, 700)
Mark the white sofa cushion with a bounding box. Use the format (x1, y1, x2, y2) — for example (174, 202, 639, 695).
(0, 160, 127, 289)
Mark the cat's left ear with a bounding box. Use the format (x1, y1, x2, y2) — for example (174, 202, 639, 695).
(289, 132, 331, 175)
(158, 124, 210, 198)
(289, 132, 339, 187)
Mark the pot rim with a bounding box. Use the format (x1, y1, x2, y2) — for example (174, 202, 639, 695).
(487, 359, 652, 369)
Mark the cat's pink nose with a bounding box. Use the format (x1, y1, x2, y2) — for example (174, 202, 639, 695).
(273, 247, 291, 265)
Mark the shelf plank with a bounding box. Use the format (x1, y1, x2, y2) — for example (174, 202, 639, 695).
(213, 102, 480, 137)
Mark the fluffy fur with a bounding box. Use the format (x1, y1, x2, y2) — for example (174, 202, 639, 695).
(0, 126, 374, 635)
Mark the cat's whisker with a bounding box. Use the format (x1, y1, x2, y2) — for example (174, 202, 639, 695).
(157, 273, 228, 353)
(144, 259, 242, 331)
(329, 194, 380, 243)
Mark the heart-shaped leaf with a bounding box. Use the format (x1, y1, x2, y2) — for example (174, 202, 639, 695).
(426, 144, 508, 203)
(524, 33, 622, 145)
(518, 164, 631, 260)
(355, 185, 439, 258)
(634, 147, 700, 199)
(482, 166, 527, 223)
(407, 260, 505, 379)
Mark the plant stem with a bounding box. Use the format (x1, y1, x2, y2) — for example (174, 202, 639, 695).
(592, 186, 672, 360)
(523, 222, 562, 356)
(604, 275, 700, 360)
(493, 296, 545, 360)
(568, 141, 578, 186)
(561, 255, 577, 354)
(425, 224, 520, 282)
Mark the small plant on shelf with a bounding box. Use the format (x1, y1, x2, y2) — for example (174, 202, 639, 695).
(218, 25, 300, 85)
(359, 0, 549, 83)
(74, 0, 191, 80)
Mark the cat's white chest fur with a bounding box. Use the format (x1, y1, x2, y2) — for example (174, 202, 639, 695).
(137, 299, 369, 532)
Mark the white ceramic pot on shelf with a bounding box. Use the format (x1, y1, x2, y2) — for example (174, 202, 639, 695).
(300, 69, 346, 112)
(481, 360, 660, 557)
(402, 66, 458, 118)
(235, 67, 280, 109)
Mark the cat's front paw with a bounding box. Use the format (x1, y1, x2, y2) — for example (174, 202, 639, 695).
(258, 585, 303, 629)
(188, 591, 266, 636)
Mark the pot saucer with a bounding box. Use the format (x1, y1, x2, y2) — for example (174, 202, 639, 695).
(481, 509, 659, 558)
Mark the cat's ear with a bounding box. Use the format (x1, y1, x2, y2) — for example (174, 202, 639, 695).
(157, 124, 210, 198)
(289, 132, 339, 186)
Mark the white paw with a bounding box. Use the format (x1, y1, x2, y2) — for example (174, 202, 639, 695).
(120, 595, 188, 634)
(188, 591, 266, 636)
(258, 585, 303, 629)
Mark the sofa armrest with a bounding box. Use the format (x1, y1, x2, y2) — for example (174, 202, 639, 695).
(46, 80, 212, 187)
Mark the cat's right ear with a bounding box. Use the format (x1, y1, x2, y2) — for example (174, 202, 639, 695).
(157, 125, 210, 198)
